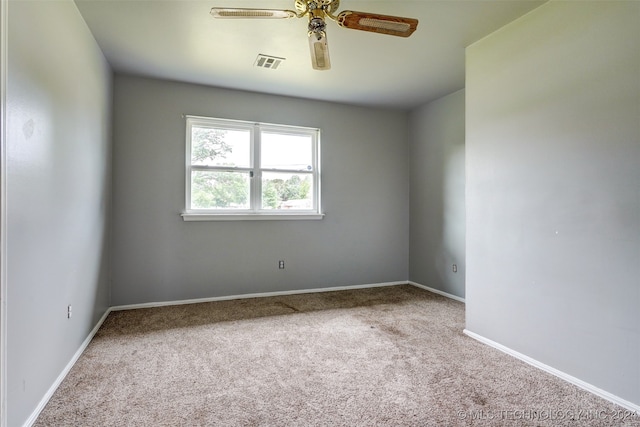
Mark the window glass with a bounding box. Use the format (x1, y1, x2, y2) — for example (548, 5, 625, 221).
(191, 127, 250, 168)
(191, 170, 250, 209)
(261, 172, 314, 210)
(261, 132, 312, 171)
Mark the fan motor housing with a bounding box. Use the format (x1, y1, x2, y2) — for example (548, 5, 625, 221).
(295, 0, 340, 16)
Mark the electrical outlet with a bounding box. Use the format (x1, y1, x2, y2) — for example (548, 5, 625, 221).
(278, 260, 285, 269)
(67, 305, 72, 319)
(452, 264, 457, 273)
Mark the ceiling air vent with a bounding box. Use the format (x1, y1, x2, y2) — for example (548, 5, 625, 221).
(255, 54, 285, 70)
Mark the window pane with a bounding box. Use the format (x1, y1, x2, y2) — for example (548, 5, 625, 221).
(261, 132, 312, 171)
(191, 126, 250, 167)
(191, 171, 250, 209)
(261, 172, 313, 210)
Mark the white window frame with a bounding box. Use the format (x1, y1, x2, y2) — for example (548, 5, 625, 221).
(182, 115, 323, 221)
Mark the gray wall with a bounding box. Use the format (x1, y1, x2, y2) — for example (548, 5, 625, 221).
(466, 1, 640, 405)
(111, 75, 409, 305)
(6, 1, 112, 425)
(408, 90, 465, 298)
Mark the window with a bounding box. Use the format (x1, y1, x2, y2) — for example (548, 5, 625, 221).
(182, 116, 322, 221)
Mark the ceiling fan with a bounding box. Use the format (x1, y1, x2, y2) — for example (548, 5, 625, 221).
(210, 0, 419, 70)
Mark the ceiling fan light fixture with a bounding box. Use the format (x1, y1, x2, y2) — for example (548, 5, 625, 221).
(308, 32, 331, 70)
(210, 1, 419, 70)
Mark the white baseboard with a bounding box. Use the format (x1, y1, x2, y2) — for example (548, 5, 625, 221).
(110, 281, 408, 311)
(463, 329, 640, 414)
(408, 281, 465, 303)
(23, 308, 112, 427)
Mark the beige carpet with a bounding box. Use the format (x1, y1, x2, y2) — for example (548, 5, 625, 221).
(35, 285, 639, 426)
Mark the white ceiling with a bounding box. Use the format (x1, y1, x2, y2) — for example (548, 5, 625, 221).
(74, 0, 545, 109)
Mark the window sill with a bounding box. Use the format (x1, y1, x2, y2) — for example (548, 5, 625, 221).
(181, 212, 325, 222)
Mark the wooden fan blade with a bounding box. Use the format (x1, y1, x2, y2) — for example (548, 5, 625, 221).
(210, 8, 297, 19)
(336, 11, 418, 37)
